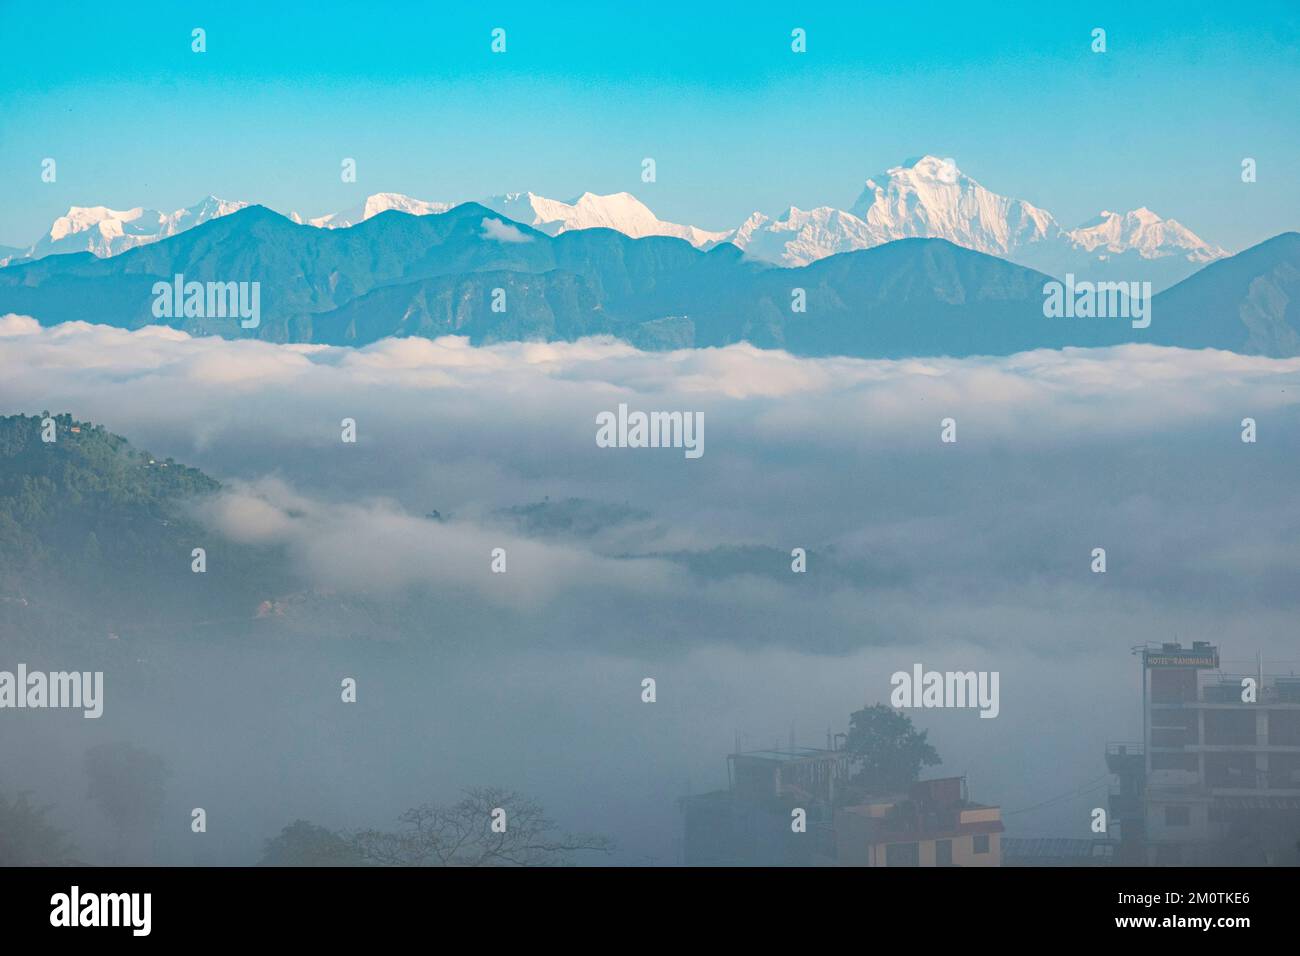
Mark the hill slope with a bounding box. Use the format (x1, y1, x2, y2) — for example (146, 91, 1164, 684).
(0, 414, 287, 644)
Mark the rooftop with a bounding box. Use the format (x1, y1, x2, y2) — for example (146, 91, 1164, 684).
(730, 747, 843, 764)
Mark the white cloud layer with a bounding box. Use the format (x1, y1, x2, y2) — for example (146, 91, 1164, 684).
(3, 317, 1299, 655)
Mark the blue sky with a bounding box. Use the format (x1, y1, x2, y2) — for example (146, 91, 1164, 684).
(1, 0, 1297, 250)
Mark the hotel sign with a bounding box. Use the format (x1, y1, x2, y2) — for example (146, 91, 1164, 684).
(1144, 649, 1219, 669)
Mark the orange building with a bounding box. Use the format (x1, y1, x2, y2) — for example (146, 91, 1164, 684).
(835, 777, 1004, 866)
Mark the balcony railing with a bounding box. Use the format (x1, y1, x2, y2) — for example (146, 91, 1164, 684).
(1200, 683, 1300, 704)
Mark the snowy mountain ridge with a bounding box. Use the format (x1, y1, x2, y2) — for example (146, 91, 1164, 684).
(1, 157, 1228, 289)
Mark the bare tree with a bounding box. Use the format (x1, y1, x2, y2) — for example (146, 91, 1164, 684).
(351, 787, 612, 866)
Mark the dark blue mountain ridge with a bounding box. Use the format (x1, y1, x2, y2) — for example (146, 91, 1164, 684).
(0, 203, 1295, 358)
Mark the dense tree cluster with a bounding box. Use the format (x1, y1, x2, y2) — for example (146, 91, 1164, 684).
(0, 413, 216, 580)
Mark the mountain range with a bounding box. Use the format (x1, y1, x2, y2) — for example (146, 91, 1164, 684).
(1, 196, 251, 265)
(0, 198, 1295, 359)
(736, 156, 1226, 291)
(0, 157, 1227, 291)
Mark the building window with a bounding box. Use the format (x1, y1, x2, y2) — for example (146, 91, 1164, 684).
(973, 834, 990, 854)
(936, 839, 953, 866)
(1151, 752, 1198, 771)
(885, 842, 919, 867)
(1151, 668, 1198, 703)
(1165, 805, 1191, 827)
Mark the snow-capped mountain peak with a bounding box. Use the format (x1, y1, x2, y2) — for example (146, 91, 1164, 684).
(724, 206, 882, 267)
(308, 193, 457, 229)
(48, 205, 148, 242)
(1067, 207, 1227, 262)
(5, 197, 249, 265)
(717, 156, 1227, 288)
(848, 155, 1061, 256)
(720, 155, 1059, 266)
(894, 154, 964, 184)
(480, 190, 727, 246)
